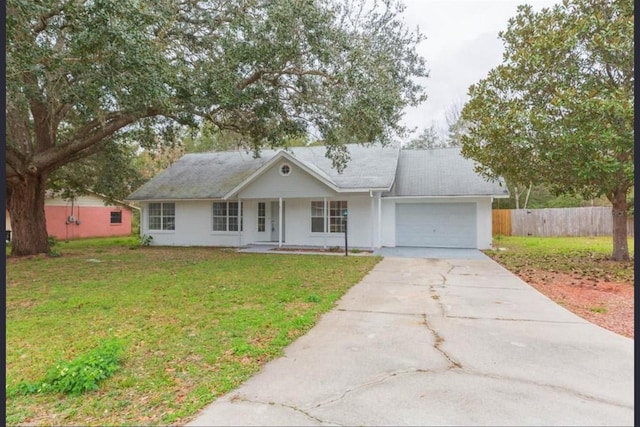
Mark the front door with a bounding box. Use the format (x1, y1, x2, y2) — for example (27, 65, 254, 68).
(270, 201, 285, 242)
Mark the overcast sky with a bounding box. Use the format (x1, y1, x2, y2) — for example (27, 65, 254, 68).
(397, 0, 559, 139)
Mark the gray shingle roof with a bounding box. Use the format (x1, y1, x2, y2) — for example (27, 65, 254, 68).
(126, 143, 400, 201)
(387, 147, 508, 197)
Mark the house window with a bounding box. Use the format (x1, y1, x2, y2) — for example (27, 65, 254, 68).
(329, 201, 347, 232)
(257, 202, 266, 232)
(213, 202, 243, 232)
(110, 211, 122, 224)
(148, 203, 175, 230)
(280, 164, 291, 176)
(311, 201, 347, 233)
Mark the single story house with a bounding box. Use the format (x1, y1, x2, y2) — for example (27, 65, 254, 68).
(6, 191, 136, 242)
(126, 144, 509, 249)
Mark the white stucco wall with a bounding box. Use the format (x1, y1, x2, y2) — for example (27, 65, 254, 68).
(380, 196, 494, 249)
(140, 194, 378, 248)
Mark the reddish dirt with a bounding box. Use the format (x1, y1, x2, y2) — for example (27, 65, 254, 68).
(513, 270, 634, 339)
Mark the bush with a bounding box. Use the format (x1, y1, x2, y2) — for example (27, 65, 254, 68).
(306, 294, 321, 303)
(139, 234, 153, 246)
(9, 338, 125, 396)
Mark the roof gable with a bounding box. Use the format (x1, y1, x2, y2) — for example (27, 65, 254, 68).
(225, 151, 339, 199)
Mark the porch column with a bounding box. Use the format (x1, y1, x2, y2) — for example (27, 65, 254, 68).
(278, 197, 283, 248)
(377, 192, 382, 248)
(323, 197, 328, 249)
(370, 192, 375, 250)
(238, 199, 242, 247)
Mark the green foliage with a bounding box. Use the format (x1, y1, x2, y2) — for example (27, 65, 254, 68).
(461, 0, 633, 200)
(139, 234, 153, 246)
(9, 339, 124, 396)
(492, 183, 610, 209)
(306, 294, 322, 303)
(130, 209, 140, 237)
(47, 141, 145, 204)
(6, 0, 427, 173)
(404, 123, 448, 149)
(460, 0, 633, 259)
(182, 122, 248, 153)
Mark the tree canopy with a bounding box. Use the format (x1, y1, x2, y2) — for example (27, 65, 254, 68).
(6, 0, 428, 255)
(460, 0, 633, 260)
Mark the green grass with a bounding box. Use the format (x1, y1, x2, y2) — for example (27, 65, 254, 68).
(486, 236, 634, 282)
(6, 237, 381, 426)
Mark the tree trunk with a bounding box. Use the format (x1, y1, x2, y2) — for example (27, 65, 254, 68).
(7, 172, 51, 256)
(610, 191, 629, 262)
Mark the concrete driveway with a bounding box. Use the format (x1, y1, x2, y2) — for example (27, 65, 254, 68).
(187, 252, 634, 426)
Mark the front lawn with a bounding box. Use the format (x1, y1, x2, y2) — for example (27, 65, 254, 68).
(6, 238, 381, 426)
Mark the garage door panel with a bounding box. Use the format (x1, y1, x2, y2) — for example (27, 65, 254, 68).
(396, 203, 476, 248)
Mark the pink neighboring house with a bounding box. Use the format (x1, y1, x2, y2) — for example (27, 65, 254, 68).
(6, 192, 137, 241)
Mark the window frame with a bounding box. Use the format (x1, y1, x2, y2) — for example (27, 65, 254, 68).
(110, 211, 123, 225)
(310, 200, 347, 233)
(257, 202, 266, 232)
(212, 201, 243, 232)
(148, 202, 175, 231)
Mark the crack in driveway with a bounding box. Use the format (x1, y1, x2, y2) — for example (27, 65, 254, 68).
(462, 369, 635, 410)
(228, 394, 340, 426)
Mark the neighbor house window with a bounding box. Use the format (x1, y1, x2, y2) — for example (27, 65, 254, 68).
(110, 211, 122, 224)
(257, 202, 266, 232)
(213, 202, 243, 232)
(148, 203, 175, 230)
(310, 201, 347, 233)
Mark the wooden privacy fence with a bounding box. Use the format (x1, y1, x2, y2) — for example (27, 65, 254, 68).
(492, 207, 634, 237)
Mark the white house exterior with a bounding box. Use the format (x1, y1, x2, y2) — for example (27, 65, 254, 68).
(126, 144, 509, 249)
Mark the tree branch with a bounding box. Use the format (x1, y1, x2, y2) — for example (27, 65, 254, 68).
(33, 109, 160, 172)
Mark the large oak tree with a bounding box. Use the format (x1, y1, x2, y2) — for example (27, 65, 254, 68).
(460, 0, 633, 261)
(6, 0, 428, 256)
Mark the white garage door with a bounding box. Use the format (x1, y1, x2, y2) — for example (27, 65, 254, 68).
(396, 203, 477, 248)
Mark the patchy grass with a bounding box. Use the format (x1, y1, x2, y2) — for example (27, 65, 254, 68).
(486, 236, 634, 283)
(6, 237, 381, 426)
